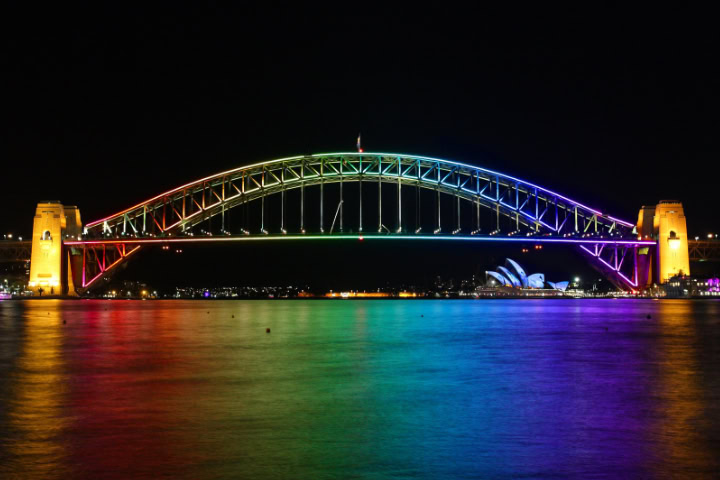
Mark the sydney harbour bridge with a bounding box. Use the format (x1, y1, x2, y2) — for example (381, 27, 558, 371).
(2, 152, 711, 296)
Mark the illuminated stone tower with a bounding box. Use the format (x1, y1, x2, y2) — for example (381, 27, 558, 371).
(636, 200, 690, 285)
(654, 201, 690, 282)
(28, 202, 82, 296)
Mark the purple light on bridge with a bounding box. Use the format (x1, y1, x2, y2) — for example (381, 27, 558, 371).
(64, 235, 656, 246)
(579, 245, 639, 288)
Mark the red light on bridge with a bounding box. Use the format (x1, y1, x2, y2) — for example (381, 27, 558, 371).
(358, 236, 364, 241)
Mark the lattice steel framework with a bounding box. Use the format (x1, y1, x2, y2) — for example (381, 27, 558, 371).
(66, 152, 652, 292)
(689, 240, 720, 262)
(85, 153, 635, 238)
(0, 241, 31, 262)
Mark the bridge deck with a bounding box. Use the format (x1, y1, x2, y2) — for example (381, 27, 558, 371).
(65, 234, 656, 247)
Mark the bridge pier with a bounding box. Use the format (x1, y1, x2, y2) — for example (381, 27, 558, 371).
(637, 200, 690, 286)
(28, 202, 82, 297)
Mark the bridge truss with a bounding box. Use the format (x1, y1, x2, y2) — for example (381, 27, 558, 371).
(689, 240, 720, 262)
(67, 153, 654, 293)
(0, 241, 31, 263)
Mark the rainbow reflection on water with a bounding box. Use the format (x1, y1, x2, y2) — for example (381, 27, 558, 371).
(1, 299, 719, 479)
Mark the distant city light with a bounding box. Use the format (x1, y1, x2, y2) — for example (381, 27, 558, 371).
(574, 277, 581, 283)
(709, 234, 714, 239)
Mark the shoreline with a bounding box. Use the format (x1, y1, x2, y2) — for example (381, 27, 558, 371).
(4, 296, 716, 301)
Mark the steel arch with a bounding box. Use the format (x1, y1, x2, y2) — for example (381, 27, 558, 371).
(71, 152, 649, 293)
(84, 152, 634, 238)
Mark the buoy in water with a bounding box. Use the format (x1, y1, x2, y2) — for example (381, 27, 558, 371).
(266, 328, 271, 333)
(646, 314, 652, 319)
(63, 320, 66, 324)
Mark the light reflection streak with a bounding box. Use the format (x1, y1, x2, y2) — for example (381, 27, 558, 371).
(653, 301, 717, 475)
(6, 301, 70, 479)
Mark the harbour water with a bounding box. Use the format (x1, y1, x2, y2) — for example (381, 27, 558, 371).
(1, 299, 719, 479)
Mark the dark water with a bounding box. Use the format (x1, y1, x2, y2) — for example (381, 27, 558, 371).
(1, 299, 719, 479)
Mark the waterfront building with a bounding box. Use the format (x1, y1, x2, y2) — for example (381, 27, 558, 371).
(663, 275, 720, 297)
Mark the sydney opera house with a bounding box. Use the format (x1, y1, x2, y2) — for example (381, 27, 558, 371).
(486, 259, 569, 291)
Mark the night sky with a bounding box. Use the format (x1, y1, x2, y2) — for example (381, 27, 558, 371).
(5, 6, 718, 288)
